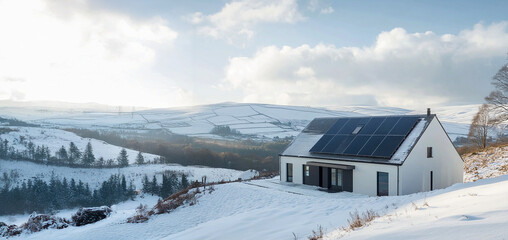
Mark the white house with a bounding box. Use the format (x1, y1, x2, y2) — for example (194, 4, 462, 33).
(279, 110, 463, 196)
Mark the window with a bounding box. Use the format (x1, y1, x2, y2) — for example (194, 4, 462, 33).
(427, 147, 433, 158)
(430, 171, 433, 191)
(305, 165, 310, 177)
(377, 172, 389, 196)
(331, 168, 343, 187)
(352, 125, 363, 134)
(331, 168, 337, 186)
(287, 163, 293, 182)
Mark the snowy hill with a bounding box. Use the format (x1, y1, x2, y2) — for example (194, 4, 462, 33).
(0, 126, 160, 164)
(4, 175, 508, 240)
(0, 102, 480, 141)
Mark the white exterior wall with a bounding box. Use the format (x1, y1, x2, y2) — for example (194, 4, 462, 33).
(399, 117, 463, 195)
(280, 156, 398, 196)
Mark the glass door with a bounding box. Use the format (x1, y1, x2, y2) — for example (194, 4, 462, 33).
(330, 168, 343, 191)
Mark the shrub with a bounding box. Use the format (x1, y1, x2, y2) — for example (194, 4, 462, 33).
(21, 213, 69, 233)
(343, 209, 379, 231)
(0, 222, 22, 237)
(308, 225, 324, 240)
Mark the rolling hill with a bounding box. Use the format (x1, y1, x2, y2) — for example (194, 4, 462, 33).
(0, 102, 480, 141)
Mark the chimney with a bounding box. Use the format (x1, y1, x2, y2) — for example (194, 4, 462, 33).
(427, 108, 431, 117)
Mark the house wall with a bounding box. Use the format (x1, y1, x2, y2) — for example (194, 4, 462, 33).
(280, 156, 398, 196)
(399, 117, 463, 195)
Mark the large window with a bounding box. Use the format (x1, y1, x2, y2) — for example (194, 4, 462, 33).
(287, 163, 293, 182)
(377, 172, 389, 196)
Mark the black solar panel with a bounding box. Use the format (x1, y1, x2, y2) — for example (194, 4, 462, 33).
(303, 118, 337, 134)
(321, 135, 348, 153)
(359, 117, 384, 134)
(309, 116, 421, 159)
(374, 117, 400, 134)
(358, 135, 385, 156)
(372, 136, 405, 158)
(343, 135, 370, 155)
(309, 134, 334, 152)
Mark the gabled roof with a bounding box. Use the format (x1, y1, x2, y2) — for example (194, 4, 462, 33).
(280, 114, 435, 165)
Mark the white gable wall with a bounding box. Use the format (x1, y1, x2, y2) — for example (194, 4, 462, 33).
(399, 117, 463, 195)
(280, 156, 398, 196)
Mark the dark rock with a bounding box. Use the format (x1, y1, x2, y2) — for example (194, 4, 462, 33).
(72, 206, 112, 226)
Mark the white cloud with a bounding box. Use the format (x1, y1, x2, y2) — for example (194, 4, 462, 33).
(194, 0, 304, 43)
(185, 12, 204, 24)
(0, 0, 196, 108)
(223, 22, 508, 108)
(308, 0, 319, 12)
(308, 0, 334, 15)
(320, 6, 334, 14)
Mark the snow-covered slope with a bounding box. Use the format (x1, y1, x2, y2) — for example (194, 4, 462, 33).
(0, 126, 159, 164)
(327, 176, 508, 240)
(0, 102, 479, 141)
(6, 176, 508, 240)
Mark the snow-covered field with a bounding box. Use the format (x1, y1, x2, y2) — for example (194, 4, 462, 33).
(0, 126, 160, 164)
(3, 175, 508, 240)
(0, 102, 479, 141)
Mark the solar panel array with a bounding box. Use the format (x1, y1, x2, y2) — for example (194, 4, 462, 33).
(309, 116, 421, 159)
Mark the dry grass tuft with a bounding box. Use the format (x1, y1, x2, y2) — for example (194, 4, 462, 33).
(308, 225, 324, 240)
(342, 209, 379, 232)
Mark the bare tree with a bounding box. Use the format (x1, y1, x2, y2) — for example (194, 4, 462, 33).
(468, 104, 496, 148)
(486, 63, 508, 118)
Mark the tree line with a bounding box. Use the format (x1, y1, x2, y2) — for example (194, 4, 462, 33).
(0, 174, 135, 215)
(0, 135, 150, 168)
(141, 171, 190, 198)
(67, 128, 292, 172)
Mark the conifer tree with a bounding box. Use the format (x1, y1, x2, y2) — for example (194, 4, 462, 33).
(97, 157, 105, 168)
(68, 142, 81, 164)
(181, 174, 189, 189)
(117, 148, 129, 167)
(150, 175, 158, 196)
(82, 142, 95, 165)
(142, 174, 150, 193)
(135, 151, 144, 165)
(57, 145, 68, 161)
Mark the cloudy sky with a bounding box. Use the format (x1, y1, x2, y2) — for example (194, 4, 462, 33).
(1, 0, 508, 109)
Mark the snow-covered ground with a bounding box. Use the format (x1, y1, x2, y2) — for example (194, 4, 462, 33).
(0, 102, 479, 141)
(0, 126, 160, 164)
(0, 195, 160, 227)
(3, 175, 508, 240)
(327, 176, 508, 240)
(0, 159, 254, 190)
